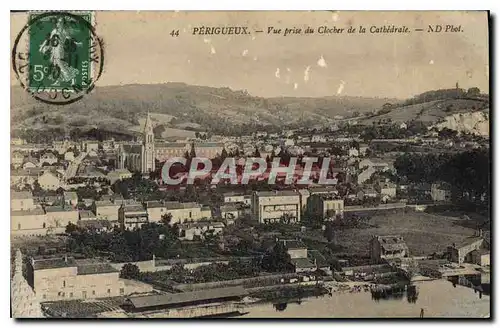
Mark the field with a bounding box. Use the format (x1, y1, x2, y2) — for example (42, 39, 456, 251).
(335, 211, 478, 256)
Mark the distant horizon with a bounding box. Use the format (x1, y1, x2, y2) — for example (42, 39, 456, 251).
(12, 81, 490, 103)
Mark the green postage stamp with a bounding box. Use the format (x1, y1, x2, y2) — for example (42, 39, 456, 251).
(12, 11, 104, 104)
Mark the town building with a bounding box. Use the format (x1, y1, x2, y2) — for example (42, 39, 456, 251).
(63, 191, 78, 208)
(307, 194, 344, 219)
(431, 182, 452, 202)
(378, 182, 397, 199)
(118, 204, 149, 229)
(79, 210, 97, 221)
(178, 221, 225, 241)
(222, 192, 251, 205)
(11, 208, 47, 236)
(252, 190, 301, 224)
(146, 201, 211, 224)
(106, 168, 133, 184)
(11, 191, 36, 211)
(370, 235, 409, 262)
(40, 152, 58, 166)
(11, 151, 25, 169)
(447, 230, 490, 265)
(26, 256, 152, 302)
(45, 206, 79, 232)
(117, 113, 225, 174)
(220, 204, 239, 220)
(92, 199, 121, 222)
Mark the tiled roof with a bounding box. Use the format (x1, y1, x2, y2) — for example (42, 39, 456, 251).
(32, 257, 76, 270)
(11, 191, 33, 199)
(255, 190, 299, 197)
(127, 286, 247, 309)
(77, 263, 118, 275)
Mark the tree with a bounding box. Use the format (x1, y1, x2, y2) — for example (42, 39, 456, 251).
(65, 222, 79, 234)
(261, 242, 292, 273)
(221, 147, 228, 160)
(324, 221, 335, 243)
(160, 213, 173, 226)
(253, 147, 261, 158)
(120, 263, 140, 279)
(467, 87, 480, 97)
(189, 143, 196, 158)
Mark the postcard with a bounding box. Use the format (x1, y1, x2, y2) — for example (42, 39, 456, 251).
(10, 10, 490, 319)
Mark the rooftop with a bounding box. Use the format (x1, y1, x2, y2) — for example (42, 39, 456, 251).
(11, 191, 33, 199)
(77, 263, 119, 275)
(291, 257, 316, 269)
(282, 239, 307, 250)
(255, 190, 299, 197)
(127, 286, 247, 309)
(79, 210, 97, 219)
(164, 201, 200, 210)
(11, 208, 45, 216)
(32, 257, 77, 270)
(122, 204, 146, 212)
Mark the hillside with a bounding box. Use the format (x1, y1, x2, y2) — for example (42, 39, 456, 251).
(10, 83, 489, 137)
(10, 83, 395, 136)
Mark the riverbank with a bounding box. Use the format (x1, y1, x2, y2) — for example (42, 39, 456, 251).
(242, 279, 490, 318)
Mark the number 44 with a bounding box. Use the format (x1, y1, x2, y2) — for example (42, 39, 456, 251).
(170, 30, 179, 37)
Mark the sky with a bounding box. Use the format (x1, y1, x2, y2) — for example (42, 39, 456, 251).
(11, 11, 489, 99)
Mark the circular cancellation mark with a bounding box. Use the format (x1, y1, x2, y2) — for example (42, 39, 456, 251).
(12, 11, 104, 105)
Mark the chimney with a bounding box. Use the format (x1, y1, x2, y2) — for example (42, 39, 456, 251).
(64, 254, 68, 263)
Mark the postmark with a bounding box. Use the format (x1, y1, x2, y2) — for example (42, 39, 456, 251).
(12, 11, 104, 105)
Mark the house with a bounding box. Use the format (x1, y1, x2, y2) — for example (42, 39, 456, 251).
(11, 168, 40, 188)
(220, 204, 239, 220)
(23, 157, 39, 169)
(45, 206, 79, 232)
(83, 141, 100, 152)
(106, 169, 133, 184)
(40, 152, 58, 165)
(63, 191, 78, 207)
(11, 151, 25, 168)
(252, 190, 301, 224)
(378, 182, 397, 199)
(223, 192, 251, 205)
(92, 199, 120, 222)
(118, 204, 148, 230)
(11, 191, 36, 211)
(431, 182, 452, 202)
(307, 194, 344, 219)
(26, 256, 153, 302)
(38, 171, 62, 191)
(370, 235, 409, 262)
(359, 144, 369, 157)
(357, 188, 379, 200)
(447, 230, 490, 265)
(279, 239, 322, 273)
(79, 210, 97, 221)
(11, 208, 48, 236)
(178, 221, 225, 241)
(147, 201, 211, 224)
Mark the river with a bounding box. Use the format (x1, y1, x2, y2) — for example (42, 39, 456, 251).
(241, 280, 490, 318)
